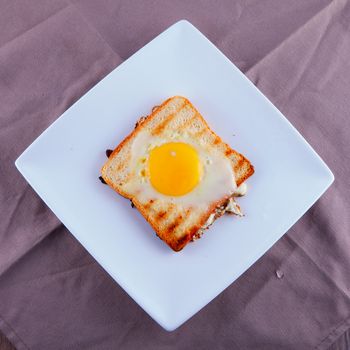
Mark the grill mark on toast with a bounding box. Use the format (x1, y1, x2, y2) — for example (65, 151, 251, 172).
(152, 102, 186, 135)
(143, 202, 151, 211)
(116, 163, 124, 171)
(143, 198, 157, 211)
(166, 214, 183, 234)
(154, 203, 176, 225)
(162, 203, 175, 220)
(182, 113, 197, 128)
(156, 211, 167, 221)
(194, 128, 206, 138)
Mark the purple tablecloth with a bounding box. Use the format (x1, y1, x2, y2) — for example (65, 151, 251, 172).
(1, 1, 350, 349)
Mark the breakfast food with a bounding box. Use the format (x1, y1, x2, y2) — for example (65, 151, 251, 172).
(101, 96, 254, 251)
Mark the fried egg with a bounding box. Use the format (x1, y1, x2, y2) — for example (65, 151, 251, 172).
(123, 129, 237, 209)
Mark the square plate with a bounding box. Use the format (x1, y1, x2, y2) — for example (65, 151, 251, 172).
(16, 20, 334, 331)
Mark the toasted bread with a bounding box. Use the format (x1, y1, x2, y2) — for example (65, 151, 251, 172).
(101, 96, 254, 251)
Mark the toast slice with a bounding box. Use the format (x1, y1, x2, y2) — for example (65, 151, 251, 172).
(101, 96, 254, 251)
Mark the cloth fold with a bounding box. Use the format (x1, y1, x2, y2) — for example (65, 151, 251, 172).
(1, 1, 349, 349)
(0, 3, 121, 276)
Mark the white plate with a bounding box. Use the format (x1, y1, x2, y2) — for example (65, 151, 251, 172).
(16, 20, 334, 331)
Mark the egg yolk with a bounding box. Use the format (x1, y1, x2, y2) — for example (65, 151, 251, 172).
(149, 142, 201, 196)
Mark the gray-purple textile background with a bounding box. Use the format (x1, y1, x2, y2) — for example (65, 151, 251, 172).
(1, 1, 350, 349)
